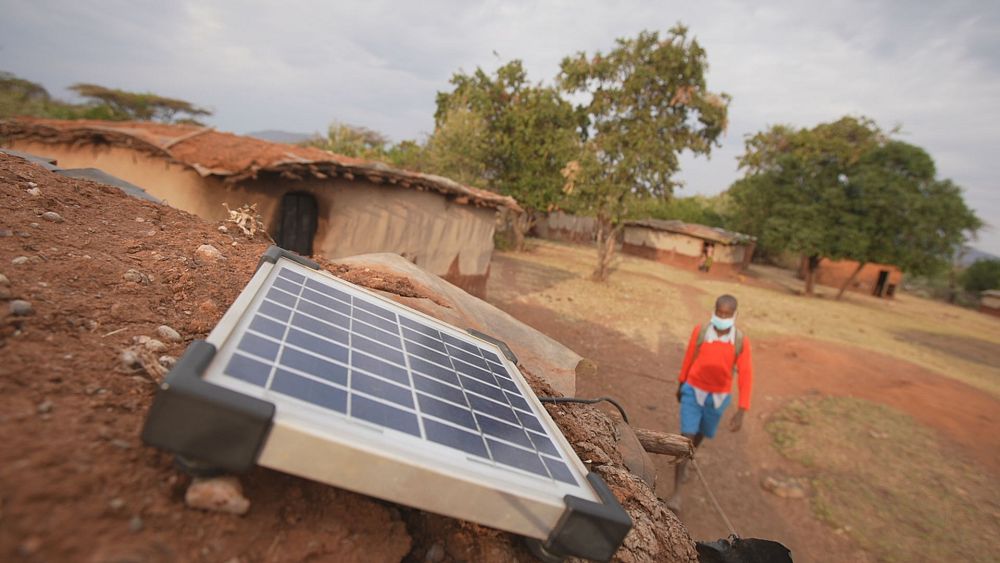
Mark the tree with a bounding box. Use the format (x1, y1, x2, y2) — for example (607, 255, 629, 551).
(68, 83, 211, 123)
(433, 60, 581, 249)
(730, 118, 981, 298)
(558, 26, 730, 280)
(962, 259, 1000, 293)
(305, 122, 393, 160)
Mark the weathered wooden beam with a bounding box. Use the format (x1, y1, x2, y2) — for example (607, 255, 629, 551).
(632, 428, 694, 459)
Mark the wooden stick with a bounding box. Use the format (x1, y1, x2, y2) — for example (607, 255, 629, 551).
(632, 428, 694, 459)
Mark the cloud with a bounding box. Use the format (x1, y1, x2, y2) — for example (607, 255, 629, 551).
(1, 0, 998, 251)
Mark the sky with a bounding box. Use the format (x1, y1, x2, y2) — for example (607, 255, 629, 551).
(2, 0, 998, 254)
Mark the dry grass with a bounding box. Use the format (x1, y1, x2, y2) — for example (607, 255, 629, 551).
(497, 240, 1000, 397)
(766, 396, 1000, 563)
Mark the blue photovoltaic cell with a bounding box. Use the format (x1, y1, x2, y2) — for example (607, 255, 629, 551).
(272, 369, 347, 413)
(424, 418, 488, 457)
(418, 393, 476, 428)
(280, 347, 347, 386)
(239, 332, 280, 360)
(351, 394, 420, 436)
(258, 300, 291, 322)
(225, 353, 271, 386)
(220, 266, 580, 486)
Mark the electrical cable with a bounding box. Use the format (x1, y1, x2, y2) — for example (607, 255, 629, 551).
(537, 396, 630, 424)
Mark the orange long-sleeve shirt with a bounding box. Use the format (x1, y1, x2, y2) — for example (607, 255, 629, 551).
(678, 324, 754, 410)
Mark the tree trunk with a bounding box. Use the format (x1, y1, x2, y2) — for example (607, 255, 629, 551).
(592, 219, 619, 282)
(511, 211, 534, 252)
(632, 428, 694, 459)
(804, 254, 820, 296)
(836, 261, 866, 300)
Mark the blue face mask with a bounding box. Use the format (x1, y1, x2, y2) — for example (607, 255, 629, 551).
(711, 314, 735, 331)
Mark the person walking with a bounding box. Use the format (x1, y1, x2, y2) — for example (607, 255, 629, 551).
(667, 294, 753, 515)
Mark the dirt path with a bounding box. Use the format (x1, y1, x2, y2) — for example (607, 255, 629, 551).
(487, 250, 1000, 563)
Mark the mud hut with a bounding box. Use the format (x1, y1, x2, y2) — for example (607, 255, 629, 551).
(622, 219, 755, 273)
(530, 211, 598, 243)
(979, 289, 1000, 317)
(0, 118, 520, 297)
(807, 259, 903, 298)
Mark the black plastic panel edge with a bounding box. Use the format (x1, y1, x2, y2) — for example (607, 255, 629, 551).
(465, 328, 519, 364)
(543, 472, 633, 561)
(256, 245, 320, 272)
(140, 340, 276, 473)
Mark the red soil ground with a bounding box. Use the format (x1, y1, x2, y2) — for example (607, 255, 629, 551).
(487, 252, 1000, 563)
(0, 152, 695, 562)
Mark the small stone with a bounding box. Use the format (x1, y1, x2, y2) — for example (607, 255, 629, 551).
(122, 269, 150, 284)
(109, 498, 126, 511)
(158, 355, 177, 369)
(29, 223, 39, 229)
(135, 217, 145, 223)
(10, 300, 33, 316)
(27, 181, 37, 188)
(120, 349, 141, 369)
(128, 516, 144, 532)
(217, 225, 228, 233)
(27, 187, 41, 197)
(155, 325, 182, 342)
(195, 244, 222, 262)
(37, 400, 53, 414)
(111, 439, 132, 450)
(0, 274, 9, 286)
(762, 476, 807, 499)
(425, 543, 445, 563)
(141, 338, 167, 353)
(12, 256, 29, 266)
(185, 476, 250, 515)
(42, 211, 64, 223)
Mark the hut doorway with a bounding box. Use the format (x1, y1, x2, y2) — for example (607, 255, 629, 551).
(277, 192, 318, 256)
(873, 269, 890, 297)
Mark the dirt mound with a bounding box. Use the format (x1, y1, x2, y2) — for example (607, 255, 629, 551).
(0, 153, 695, 562)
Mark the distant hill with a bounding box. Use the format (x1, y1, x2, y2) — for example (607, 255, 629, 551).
(960, 246, 1000, 268)
(246, 130, 320, 144)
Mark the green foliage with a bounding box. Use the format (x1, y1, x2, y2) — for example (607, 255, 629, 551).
(962, 259, 1000, 292)
(69, 83, 211, 123)
(624, 194, 728, 227)
(730, 117, 981, 280)
(422, 106, 491, 186)
(557, 26, 729, 279)
(0, 71, 212, 124)
(432, 60, 581, 212)
(305, 122, 393, 160)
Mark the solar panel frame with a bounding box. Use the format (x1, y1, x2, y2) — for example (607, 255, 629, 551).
(198, 255, 597, 535)
(142, 248, 632, 560)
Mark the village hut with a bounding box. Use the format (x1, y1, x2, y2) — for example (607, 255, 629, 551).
(530, 211, 598, 243)
(0, 118, 520, 297)
(621, 219, 756, 273)
(807, 259, 903, 298)
(979, 289, 1000, 317)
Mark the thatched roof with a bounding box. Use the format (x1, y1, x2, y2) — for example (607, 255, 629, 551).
(0, 118, 521, 212)
(625, 218, 754, 245)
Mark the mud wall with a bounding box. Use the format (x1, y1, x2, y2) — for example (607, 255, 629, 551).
(532, 211, 597, 243)
(811, 259, 903, 297)
(6, 141, 496, 295)
(622, 226, 748, 265)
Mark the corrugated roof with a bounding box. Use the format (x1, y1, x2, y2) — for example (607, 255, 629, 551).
(0, 118, 520, 211)
(624, 218, 754, 245)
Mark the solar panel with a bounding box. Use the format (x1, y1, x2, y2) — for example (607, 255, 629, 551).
(142, 247, 631, 561)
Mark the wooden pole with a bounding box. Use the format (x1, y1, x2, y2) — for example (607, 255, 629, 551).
(632, 428, 694, 459)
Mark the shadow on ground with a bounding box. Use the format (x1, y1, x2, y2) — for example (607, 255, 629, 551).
(895, 329, 1000, 367)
